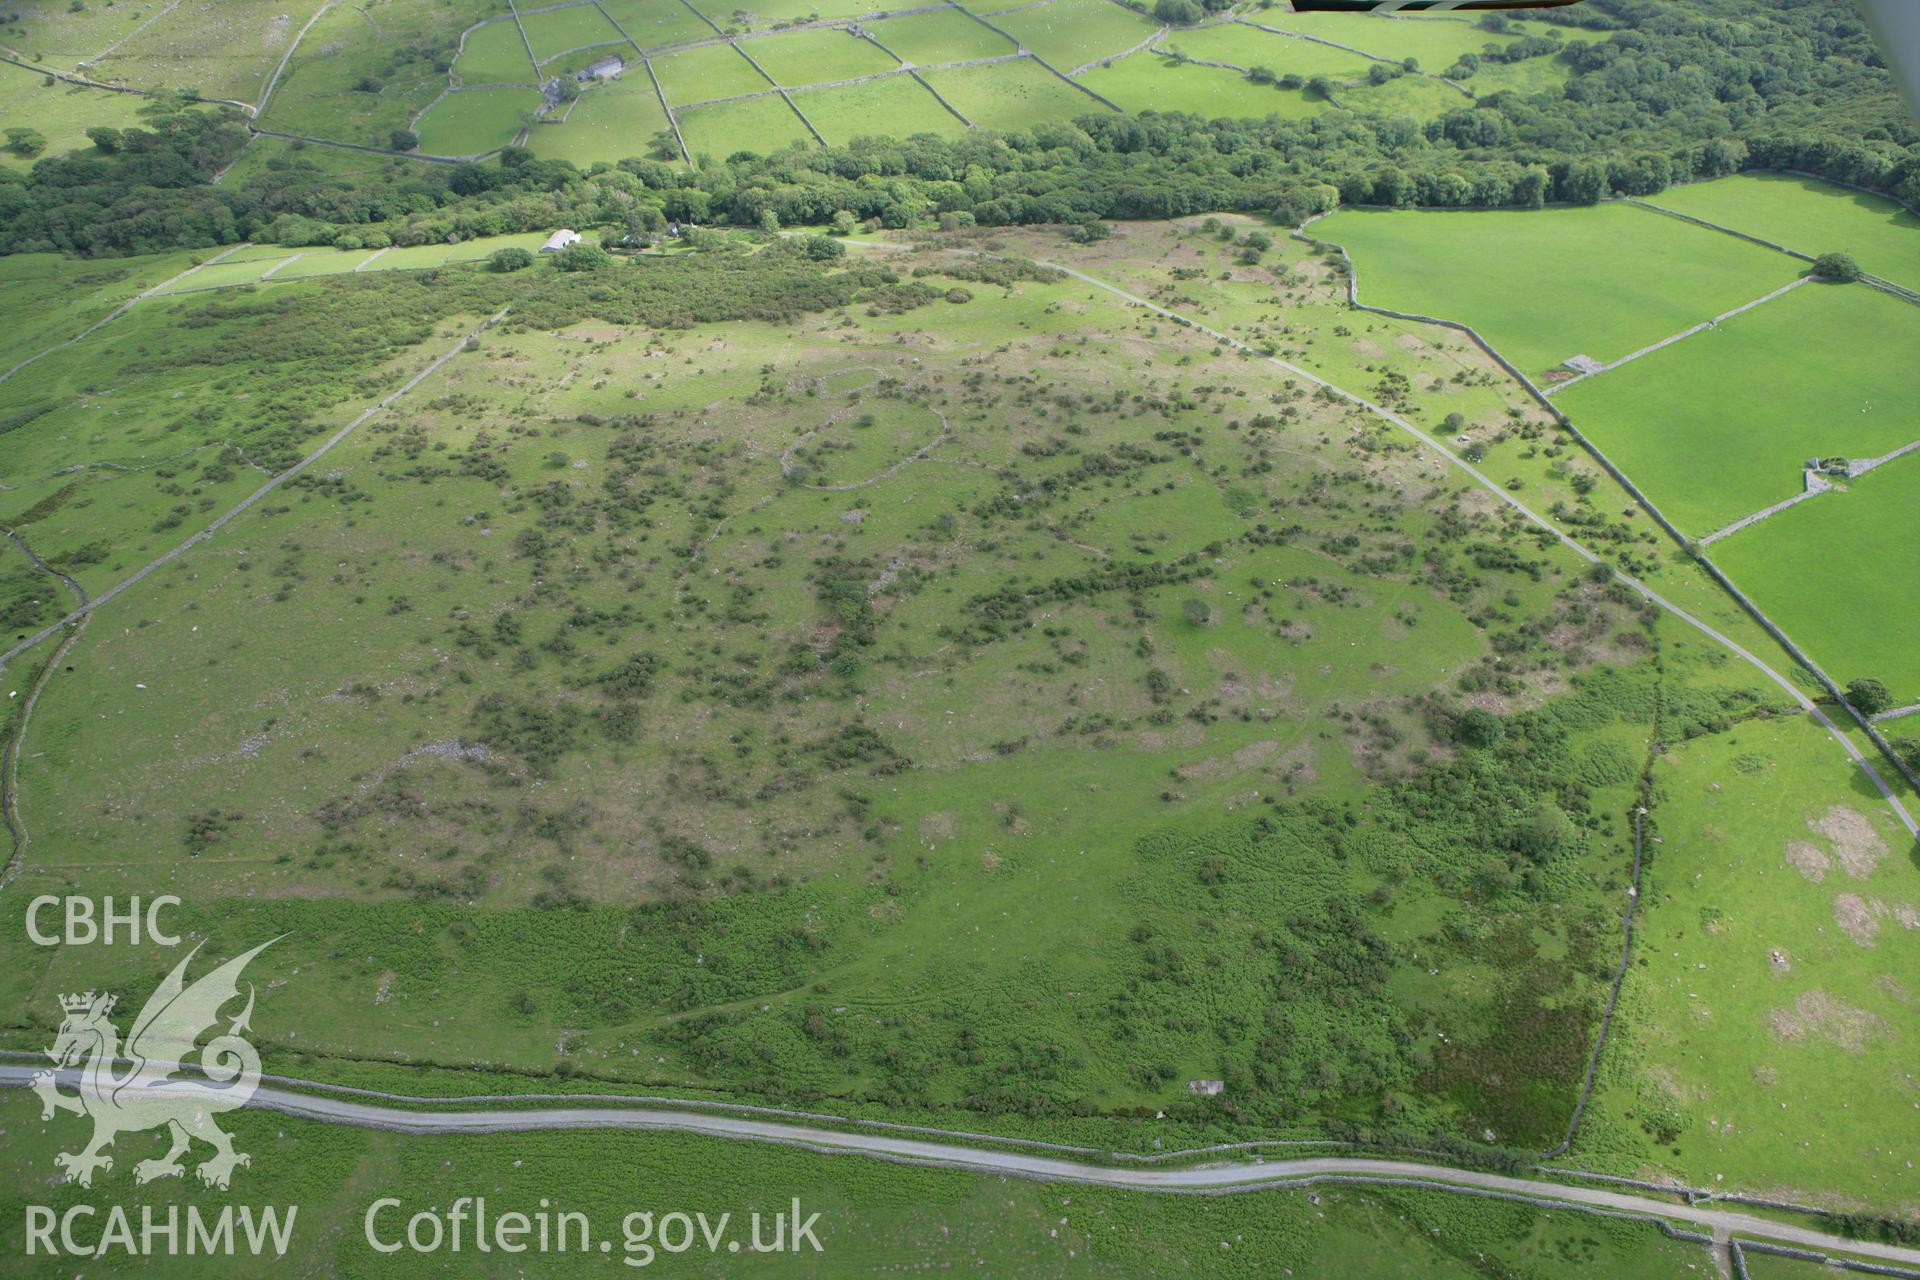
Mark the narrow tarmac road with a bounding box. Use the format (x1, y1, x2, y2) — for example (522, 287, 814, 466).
(4, 1066, 1915, 1267)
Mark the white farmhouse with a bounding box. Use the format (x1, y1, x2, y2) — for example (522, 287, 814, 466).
(541, 229, 582, 253)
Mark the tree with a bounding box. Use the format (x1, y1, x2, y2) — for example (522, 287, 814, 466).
(4, 128, 46, 158)
(490, 246, 534, 272)
(1844, 677, 1893, 716)
(554, 242, 612, 271)
(390, 129, 419, 152)
(1153, 0, 1201, 24)
(758, 208, 780, 235)
(1180, 597, 1214, 627)
(830, 209, 857, 236)
(1812, 251, 1861, 282)
(1512, 800, 1574, 860)
(1454, 708, 1504, 748)
(85, 126, 121, 153)
(800, 235, 843, 260)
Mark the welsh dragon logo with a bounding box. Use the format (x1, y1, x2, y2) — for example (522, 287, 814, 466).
(31, 938, 277, 1189)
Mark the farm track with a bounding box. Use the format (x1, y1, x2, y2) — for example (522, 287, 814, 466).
(4, 1064, 1920, 1270)
(0, 617, 84, 890)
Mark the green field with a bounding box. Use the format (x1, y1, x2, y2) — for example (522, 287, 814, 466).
(147, 256, 284, 292)
(117, 232, 553, 296)
(1715, 457, 1920, 705)
(1317, 202, 1800, 373)
(747, 26, 900, 85)
(599, 0, 717, 48)
(983, 0, 1160, 71)
(1252, 9, 1549, 70)
(794, 75, 968, 143)
(270, 247, 383, 277)
(1580, 712, 1920, 1205)
(679, 92, 814, 158)
(653, 40, 773, 103)
(454, 15, 539, 84)
(529, 81, 673, 165)
(1646, 172, 1920, 291)
(415, 86, 540, 155)
(922, 56, 1113, 129)
(1336, 71, 1474, 118)
(1082, 53, 1325, 120)
(868, 8, 1017, 64)
(1554, 282, 1920, 536)
(688, 0, 878, 34)
(1165, 21, 1385, 80)
(520, 2, 625, 64)
(1460, 53, 1573, 96)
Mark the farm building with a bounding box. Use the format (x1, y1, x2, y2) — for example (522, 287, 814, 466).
(577, 55, 624, 81)
(541, 229, 582, 252)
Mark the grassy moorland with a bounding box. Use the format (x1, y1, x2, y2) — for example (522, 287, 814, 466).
(260, 0, 508, 146)
(0, 63, 155, 172)
(0, 220, 1739, 1177)
(0, 248, 201, 367)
